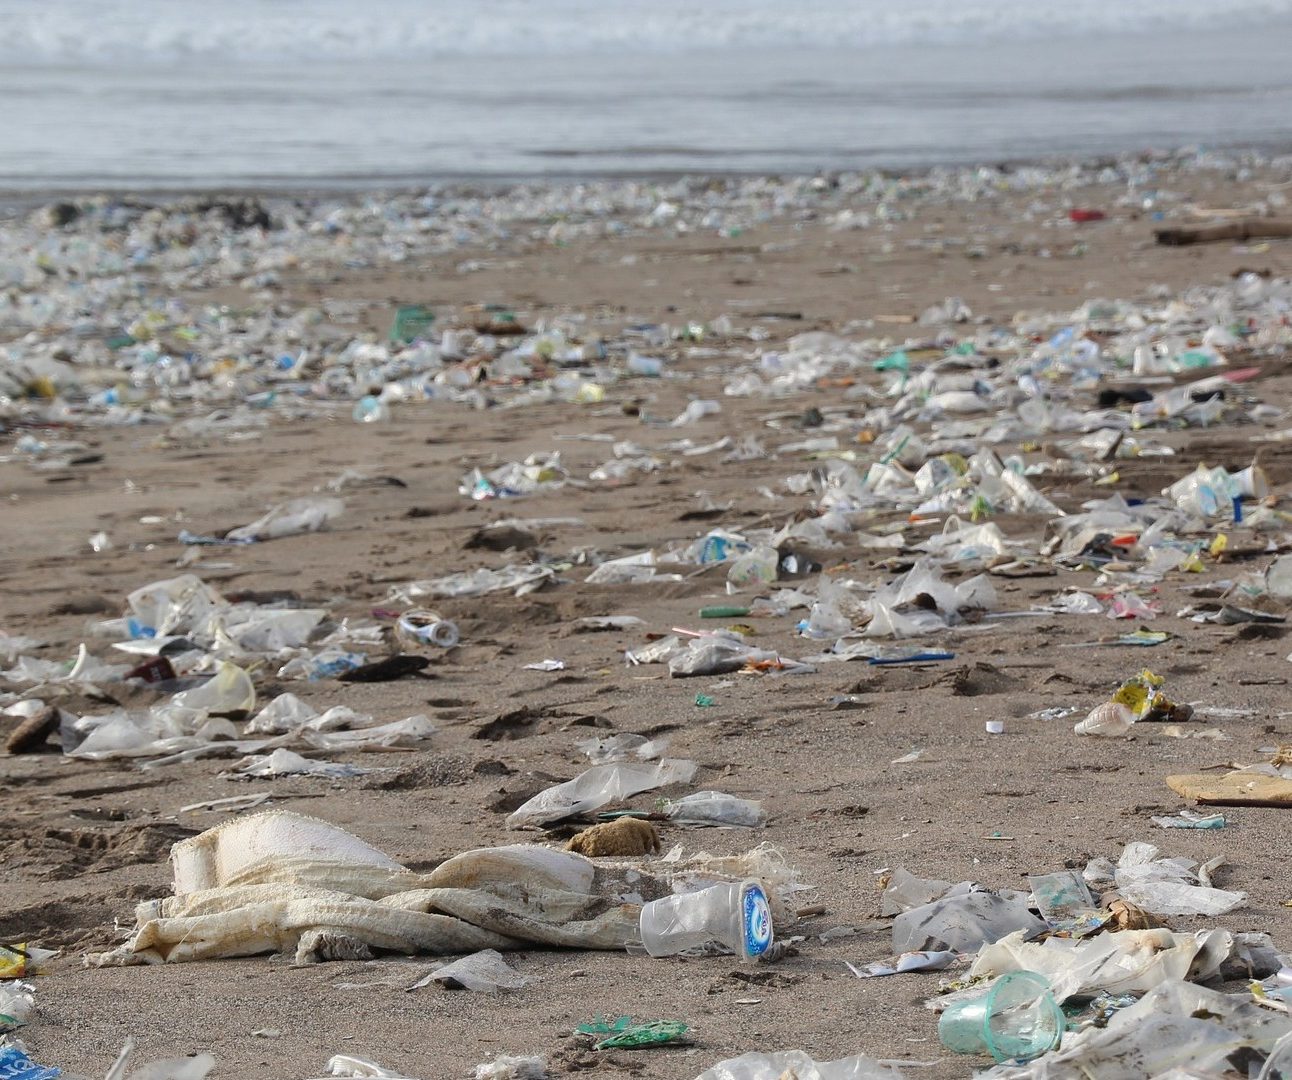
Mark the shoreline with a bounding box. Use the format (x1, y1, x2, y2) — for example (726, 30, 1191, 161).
(1, 142, 1290, 209)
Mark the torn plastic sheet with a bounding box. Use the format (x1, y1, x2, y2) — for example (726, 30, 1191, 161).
(891, 890, 1046, 954)
(692, 1051, 906, 1080)
(87, 811, 793, 967)
(663, 791, 766, 827)
(576, 733, 668, 764)
(388, 564, 556, 600)
(982, 980, 1292, 1080)
(970, 927, 1236, 1002)
(225, 496, 344, 542)
(408, 949, 532, 993)
(1108, 842, 1247, 917)
(847, 950, 957, 978)
(65, 707, 434, 767)
(233, 748, 374, 779)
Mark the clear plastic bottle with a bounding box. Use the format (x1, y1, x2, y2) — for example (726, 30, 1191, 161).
(1073, 701, 1136, 737)
(396, 609, 460, 649)
(638, 880, 773, 962)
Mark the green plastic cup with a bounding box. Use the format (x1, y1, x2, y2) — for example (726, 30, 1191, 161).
(938, 971, 1064, 1063)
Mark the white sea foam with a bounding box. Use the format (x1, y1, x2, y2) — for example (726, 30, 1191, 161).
(4, 0, 1292, 64)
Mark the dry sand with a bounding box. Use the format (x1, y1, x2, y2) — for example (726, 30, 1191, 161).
(3, 161, 1292, 1079)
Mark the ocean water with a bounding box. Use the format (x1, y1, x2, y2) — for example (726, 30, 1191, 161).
(4, 0, 1292, 190)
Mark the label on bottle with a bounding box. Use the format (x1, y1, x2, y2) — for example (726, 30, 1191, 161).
(741, 883, 773, 959)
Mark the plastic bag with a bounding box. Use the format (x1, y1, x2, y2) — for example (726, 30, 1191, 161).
(226, 496, 344, 542)
(506, 760, 698, 827)
(692, 1051, 903, 1080)
(892, 891, 1045, 954)
(473, 1055, 548, 1080)
(168, 661, 256, 716)
(411, 949, 531, 993)
(880, 868, 963, 916)
(1111, 842, 1247, 917)
(576, 733, 667, 763)
(664, 791, 766, 827)
(235, 748, 370, 779)
(970, 927, 1233, 1002)
(668, 638, 777, 677)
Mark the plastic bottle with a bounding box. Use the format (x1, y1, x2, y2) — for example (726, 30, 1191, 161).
(396, 609, 460, 649)
(1073, 701, 1136, 737)
(638, 879, 773, 962)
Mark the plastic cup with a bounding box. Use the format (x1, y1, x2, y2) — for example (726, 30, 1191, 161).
(1258, 1030, 1292, 1080)
(938, 971, 1064, 1062)
(638, 880, 773, 962)
(985, 720, 1005, 735)
(1231, 465, 1269, 499)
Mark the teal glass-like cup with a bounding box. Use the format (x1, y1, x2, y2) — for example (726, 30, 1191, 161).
(938, 971, 1064, 1063)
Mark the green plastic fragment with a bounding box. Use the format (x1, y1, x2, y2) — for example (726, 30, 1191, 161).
(105, 334, 136, 350)
(576, 1016, 689, 1049)
(700, 605, 749, 618)
(389, 305, 435, 343)
(874, 349, 909, 372)
(694, 694, 715, 708)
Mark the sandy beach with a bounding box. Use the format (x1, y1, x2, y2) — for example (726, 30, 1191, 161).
(4, 153, 1292, 1078)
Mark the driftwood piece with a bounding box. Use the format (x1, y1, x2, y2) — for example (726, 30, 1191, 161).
(1155, 219, 1292, 246)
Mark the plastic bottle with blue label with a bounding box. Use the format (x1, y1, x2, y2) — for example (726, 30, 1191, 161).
(637, 879, 773, 962)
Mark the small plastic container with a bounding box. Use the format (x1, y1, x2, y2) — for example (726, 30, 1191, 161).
(938, 971, 1064, 1062)
(638, 880, 773, 962)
